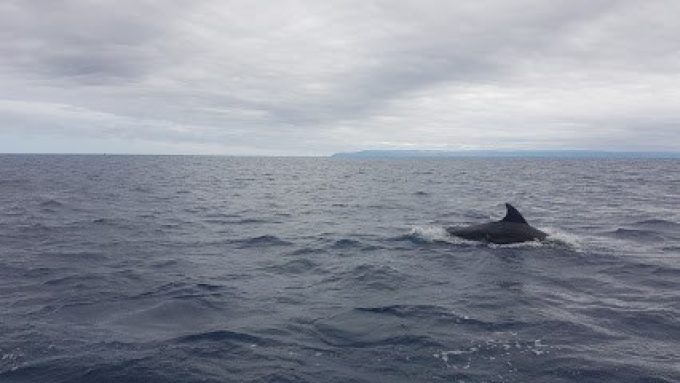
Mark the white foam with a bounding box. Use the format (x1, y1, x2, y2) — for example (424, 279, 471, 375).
(408, 225, 456, 243)
(542, 227, 584, 251)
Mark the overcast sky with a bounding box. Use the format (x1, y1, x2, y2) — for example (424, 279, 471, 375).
(1, 1, 679, 155)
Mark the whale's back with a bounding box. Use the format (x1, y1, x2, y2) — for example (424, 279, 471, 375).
(447, 221, 547, 244)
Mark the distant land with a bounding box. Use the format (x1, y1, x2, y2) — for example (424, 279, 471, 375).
(331, 150, 680, 159)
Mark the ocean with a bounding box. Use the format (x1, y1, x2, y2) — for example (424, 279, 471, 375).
(1, 155, 679, 382)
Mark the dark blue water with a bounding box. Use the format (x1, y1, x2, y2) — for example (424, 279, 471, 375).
(1, 155, 679, 382)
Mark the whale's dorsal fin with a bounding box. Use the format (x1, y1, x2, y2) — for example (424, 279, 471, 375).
(501, 203, 528, 224)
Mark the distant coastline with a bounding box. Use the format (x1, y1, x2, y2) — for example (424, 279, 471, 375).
(331, 150, 680, 159)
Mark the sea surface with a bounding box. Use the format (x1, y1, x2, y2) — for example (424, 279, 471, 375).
(1, 155, 679, 383)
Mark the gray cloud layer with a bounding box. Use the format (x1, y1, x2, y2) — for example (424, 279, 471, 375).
(1, 0, 679, 154)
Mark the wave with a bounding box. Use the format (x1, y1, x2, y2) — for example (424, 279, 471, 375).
(532, 358, 679, 383)
(322, 264, 409, 291)
(43, 273, 104, 287)
(350, 264, 407, 290)
(313, 320, 441, 348)
(356, 304, 465, 320)
(195, 283, 223, 291)
(203, 218, 278, 226)
(577, 307, 680, 341)
(266, 258, 319, 274)
(287, 247, 324, 256)
(630, 219, 680, 230)
(87, 217, 139, 231)
(18, 222, 55, 233)
(149, 259, 180, 269)
(204, 212, 242, 219)
(327, 238, 382, 252)
(131, 280, 231, 301)
(231, 235, 292, 247)
(91, 217, 123, 225)
(0, 178, 29, 186)
(354, 305, 523, 331)
(39, 199, 64, 208)
(331, 238, 363, 249)
(176, 330, 266, 344)
(604, 228, 666, 242)
(235, 218, 274, 224)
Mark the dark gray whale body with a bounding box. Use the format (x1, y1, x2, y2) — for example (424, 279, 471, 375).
(447, 203, 547, 244)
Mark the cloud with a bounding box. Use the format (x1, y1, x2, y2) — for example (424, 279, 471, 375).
(0, 0, 679, 154)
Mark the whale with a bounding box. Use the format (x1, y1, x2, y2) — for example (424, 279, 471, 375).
(447, 203, 547, 244)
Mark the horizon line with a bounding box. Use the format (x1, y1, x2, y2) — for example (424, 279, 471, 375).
(2, 149, 680, 158)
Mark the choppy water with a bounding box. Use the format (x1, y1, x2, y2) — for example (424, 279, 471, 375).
(1, 155, 679, 382)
